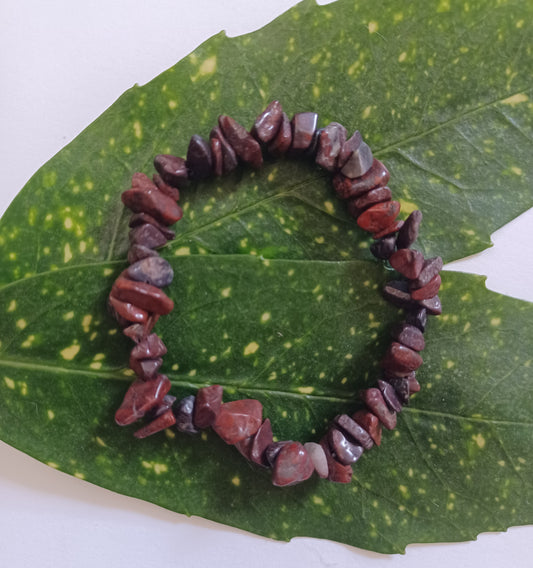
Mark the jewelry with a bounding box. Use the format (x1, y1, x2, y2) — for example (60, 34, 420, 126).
(108, 101, 442, 487)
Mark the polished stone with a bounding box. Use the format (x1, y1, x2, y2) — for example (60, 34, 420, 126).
(213, 399, 263, 444)
(252, 100, 283, 144)
(362, 388, 397, 430)
(126, 256, 174, 289)
(194, 385, 223, 429)
(219, 115, 263, 169)
(272, 442, 315, 487)
(153, 154, 189, 187)
(315, 122, 347, 171)
(115, 374, 171, 426)
(112, 276, 174, 315)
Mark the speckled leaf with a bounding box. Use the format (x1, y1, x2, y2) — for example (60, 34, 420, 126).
(0, 0, 532, 554)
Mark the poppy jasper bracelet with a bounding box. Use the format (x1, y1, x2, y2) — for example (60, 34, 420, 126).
(107, 100, 443, 487)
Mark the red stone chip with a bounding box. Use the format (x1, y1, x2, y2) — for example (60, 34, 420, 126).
(352, 410, 382, 446)
(112, 277, 174, 315)
(134, 409, 176, 439)
(319, 437, 353, 483)
(332, 158, 390, 199)
(382, 342, 423, 376)
(389, 248, 425, 280)
(213, 399, 263, 444)
(272, 442, 315, 487)
(357, 201, 401, 233)
(410, 273, 442, 300)
(122, 180, 183, 226)
(115, 375, 171, 426)
(194, 385, 223, 429)
(218, 115, 263, 169)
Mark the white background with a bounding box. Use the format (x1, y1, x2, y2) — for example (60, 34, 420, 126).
(0, 1, 532, 566)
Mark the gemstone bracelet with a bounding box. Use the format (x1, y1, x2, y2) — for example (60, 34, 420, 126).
(108, 101, 442, 487)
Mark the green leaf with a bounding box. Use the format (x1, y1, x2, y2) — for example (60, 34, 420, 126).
(0, 0, 532, 554)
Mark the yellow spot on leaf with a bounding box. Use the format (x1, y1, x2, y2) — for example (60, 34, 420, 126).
(502, 93, 528, 106)
(133, 120, 142, 139)
(47, 410, 55, 420)
(174, 246, 190, 256)
(473, 434, 486, 449)
(16, 319, 27, 330)
(491, 317, 501, 326)
(297, 386, 314, 394)
(4, 377, 15, 389)
(244, 342, 259, 356)
(7, 300, 16, 312)
(61, 344, 80, 360)
(261, 312, 271, 323)
(221, 287, 231, 298)
(64, 243, 73, 263)
(399, 199, 419, 214)
(368, 21, 379, 33)
(232, 476, 240, 487)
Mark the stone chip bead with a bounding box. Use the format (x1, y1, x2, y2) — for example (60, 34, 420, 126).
(129, 212, 176, 241)
(315, 122, 347, 171)
(127, 244, 159, 264)
(186, 134, 213, 179)
(319, 437, 353, 483)
(268, 112, 292, 157)
(339, 131, 374, 178)
(377, 379, 403, 413)
(193, 384, 223, 429)
(333, 414, 374, 450)
(129, 357, 163, 380)
(174, 395, 199, 434)
(121, 175, 183, 226)
(397, 210, 422, 249)
(391, 323, 425, 352)
(153, 173, 180, 201)
(333, 158, 390, 199)
(250, 419, 274, 466)
(304, 442, 329, 479)
(213, 399, 263, 444)
(370, 235, 396, 260)
(406, 307, 428, 332)
(352, 409, 382, 446)
(153, 154, 189, 187)
(115, 374, 171, 426)
(210, 136, 224, 177)
(383, 280, 413, 309)
(129, 224, 168, 250)
(126, 256, 174, 289)
(347, 186, 392, 218)
(389, 248, 425, 280)
(210, 126, 238, 174)
(112, 276, 174, 315)
(272, 442, 315, 487)
(134, 409, 176, 439)
(130, 333, 167, 362)
(357, 201, 401, 233)
(328, 427, 364, 465)
(265, 441, 292, 467)
(218, 115, 263, 169)
(290, 112, 318, 153)
(412, 256, 443, 288)
(251, 100, 283, 144)
(419, 295, 442, 316)
(410, 273, 441, 301)
(382, 342, 424, 376)
(361, 388, 397, 430)
(108, 295, 148, 324)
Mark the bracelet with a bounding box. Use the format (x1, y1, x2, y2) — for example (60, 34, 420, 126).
(108, 100, 442, 487)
